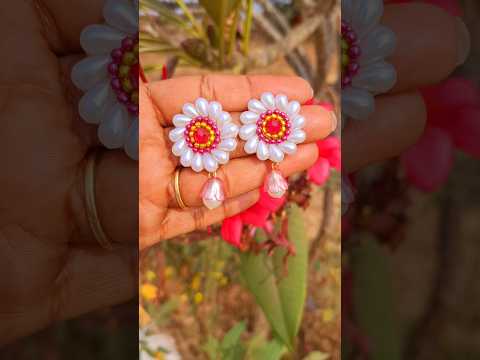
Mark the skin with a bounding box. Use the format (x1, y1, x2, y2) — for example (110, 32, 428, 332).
(0, 0, 466, 345)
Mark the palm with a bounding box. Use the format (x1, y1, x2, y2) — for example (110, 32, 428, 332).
(0, 1, 135, 345)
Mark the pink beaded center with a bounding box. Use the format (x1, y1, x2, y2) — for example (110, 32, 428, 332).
(108, 34, 139, 115)
(256, 110, 291, 144)
(185, 116, 221, 153)
(341, 20, 361, 89)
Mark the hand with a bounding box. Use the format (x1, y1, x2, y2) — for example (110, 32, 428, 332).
(0, 1, 136, 345)
(139, 75, 336, 248)
(342, 3, 470, 172)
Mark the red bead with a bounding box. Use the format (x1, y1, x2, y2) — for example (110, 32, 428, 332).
(194, 127, 210, 144)
(266, 119, 282, 134)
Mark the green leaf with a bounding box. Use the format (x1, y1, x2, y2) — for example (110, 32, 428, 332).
(351, 235, 401, 360)
(199, 0, 241, 27)
(240, 204, 308, 351)
(202, 336, 220, 359)
(302, 351, 330, 360)
(249, 337, 286, 360)
(221, 321, 246, 350)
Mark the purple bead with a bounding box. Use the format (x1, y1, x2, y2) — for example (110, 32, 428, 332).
(122, 37, 134, 51)
(111, 77, 122, 90)
(342, 75, 352, 88)
(117, 91, 129, 103)
(345, 31, 357, 43)
(348, 62, 360, 75)
(349, 46, 361, 58)
(128, 104, 139, 114)
(108, 62, 119, 76)
(111, 48, 123, 62)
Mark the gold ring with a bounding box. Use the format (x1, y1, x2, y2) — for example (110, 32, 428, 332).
(173, 168, 188, 209)
(84, 149, 113, 250)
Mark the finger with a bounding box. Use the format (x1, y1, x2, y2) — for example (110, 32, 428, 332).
(384, 3, 470, 92)
(342, 91, 426, 173)
(141, 191, 260, 249)
(165, 105, 336, 164)
(168, 143, 319, 208)
(40, 0, 137, 55)
(72, 150, 138, 246)
(146, 75, 314, 125)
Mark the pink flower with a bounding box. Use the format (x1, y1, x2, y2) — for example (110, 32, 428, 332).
(220, 215, 243, 248)
(220, 188, 286, 247)
(308, 137, 341, 186)
(401, 77, 480, 191)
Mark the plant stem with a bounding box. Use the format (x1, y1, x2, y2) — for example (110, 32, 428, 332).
(227, 8, 240, 62)
(242, 0, 254, 56)
(175, 0, 205, 38)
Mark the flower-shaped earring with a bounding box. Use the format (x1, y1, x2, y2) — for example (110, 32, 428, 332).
(71, 0, 139, 160)
(239, 92, 306, 198)
(341, 0, 397, 122)
(169, 99, 239, 210)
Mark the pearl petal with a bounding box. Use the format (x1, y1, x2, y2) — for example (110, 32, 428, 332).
(98, 104, 130, 149)
(244, 135, 259, 154)
(261, 92, 276, 109)
(275, 94, 289, 113)
(351, 61, 397, 94)
(248, 99, 267, 114)
(288, 130, 306, 144)
(292, 115, 306, 129)
(208, 101, 222, 119)
(195, 98, 209, 116)
(222, 123, 239, 139)
(71, 56, 110, 91)
(257, 141, 270, 161)
(287, 101, 301, 117)
(173, 114, 192, 127)
(217, 111, 231, 127)
(218, 138, 237, 152)
(180, 148, 194, 167)
(78, 80, 115, 124)
(279, 142, 297, 155)
(192, 153, 204, 172)
(172, 138, 187, 156)
(239, 124, 257, 140)
(240, 111, 259, 124)
(203, 153, 219, 173)
(124, 117, 139, 160)
(183, 103, 198, 118)
(169, 127, 186, 142)
(80, 24, 127, 55)
(269, 144, 285, 163)
(104, 0, 138, 34)
(342, 87, 375, 120)
(212, 149, 229, 165)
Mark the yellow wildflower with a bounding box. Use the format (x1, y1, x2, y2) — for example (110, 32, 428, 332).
(140, 283, 158, 301)
(194, 292, 203, 304)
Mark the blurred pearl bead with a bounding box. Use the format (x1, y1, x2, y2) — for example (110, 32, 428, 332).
(183, 103, 198, 118)
(244, 136, 259, 154)
(212, 150, 229, 165)
(248, 99, 267, 114)
(201, 178, 225, 210)
(257, 141, 270, 161)
(203, 153, 219, 173)
(173, 114, 192, 127)
(288, 130, 306, 144)
(192, 153, 204, 172)
(265, 170, 288, 198)
(195, 98, 209, 116)
(180, 148, 194, 167)
(239, 124, 257, 140)
(279, 142, 297, 155)
(261, 92, 275, 109)
(287, 101, 301, 117)
(269, 144, 284, 163)
(208, 101, 222, 119)
(218, 138, 237, 152)
(240, 111, 259, 124)
(275, 94, 289, 113)
(169, 127, 185, 142)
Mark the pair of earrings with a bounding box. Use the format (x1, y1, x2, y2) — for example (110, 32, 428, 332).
(169, 93, 306, 210)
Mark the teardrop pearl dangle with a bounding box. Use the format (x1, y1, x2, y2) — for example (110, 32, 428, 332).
(169, 98, 238, 209)
(240, 92, 306, 199)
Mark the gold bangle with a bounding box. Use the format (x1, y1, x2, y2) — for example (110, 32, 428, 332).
(173, 168, 187, 209)
(84, 149, 113, 250)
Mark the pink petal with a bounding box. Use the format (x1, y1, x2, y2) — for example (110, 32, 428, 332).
(221, 215, 243, 248)
(240, 203, 271, 227)
(449, 107, 480, 158)
(401, 127, 454, 192)
(308, 158, 331, 186)
(257, 187, 286, 212)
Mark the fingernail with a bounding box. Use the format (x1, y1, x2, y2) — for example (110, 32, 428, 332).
(455, 17, 470, 66)
(330, 111, 338, 132)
